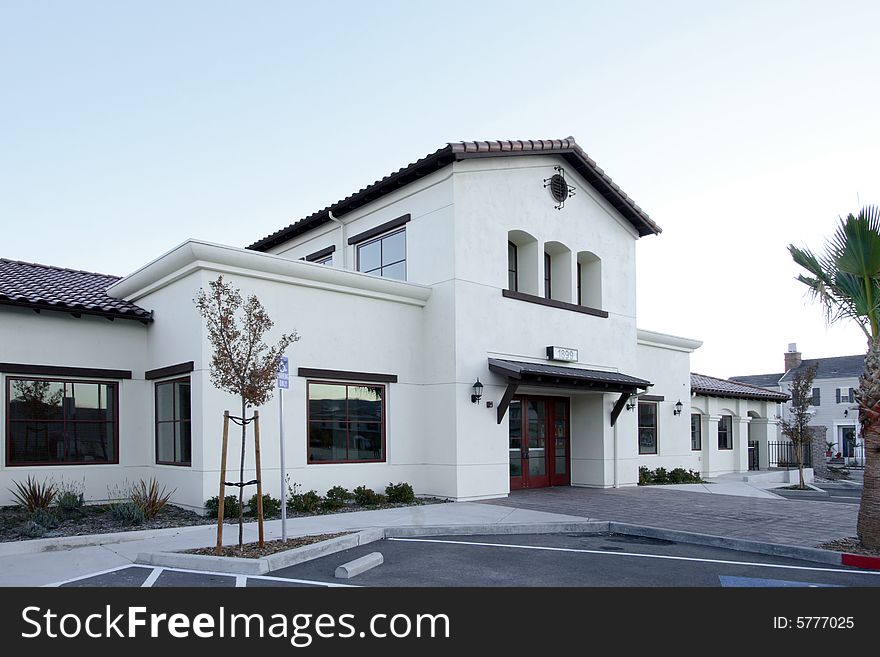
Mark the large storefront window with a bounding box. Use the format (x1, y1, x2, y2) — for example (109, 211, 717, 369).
(6, 378, 118, 465)
(155, 377, 192, 466)
(307, 382, 385, 463)
(638, 401, 657, 455)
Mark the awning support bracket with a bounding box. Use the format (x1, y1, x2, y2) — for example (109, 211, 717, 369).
(496, 382, 520, 424)
(610, 391, 632, 427)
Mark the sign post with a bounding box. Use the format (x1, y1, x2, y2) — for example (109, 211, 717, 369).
(277, 356, 289, 542)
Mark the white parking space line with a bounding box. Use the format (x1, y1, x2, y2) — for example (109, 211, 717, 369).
(247, 574, 358, 588)
(43, 565, 150, 587)
(43, 564, 358, 588)
(388, 538, 880, 577)
(141, 567, 164, 588)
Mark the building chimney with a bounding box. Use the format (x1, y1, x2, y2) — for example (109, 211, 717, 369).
(784, 343, 801, 372)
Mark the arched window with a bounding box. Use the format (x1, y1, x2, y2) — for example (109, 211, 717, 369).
(576, 251, 602, 308)
(544, 241, 572, 302)
(507, 230, 539, 295)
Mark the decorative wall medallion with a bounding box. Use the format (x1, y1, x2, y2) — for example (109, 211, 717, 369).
(543, 166, 576, 210)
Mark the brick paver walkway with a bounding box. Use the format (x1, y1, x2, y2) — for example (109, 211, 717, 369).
(480, 486, 859, 548)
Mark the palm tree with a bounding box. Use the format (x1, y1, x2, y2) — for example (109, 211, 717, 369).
(789, 205, 880, 549)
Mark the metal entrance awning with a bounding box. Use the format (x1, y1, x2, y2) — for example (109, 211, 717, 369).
(487, 358, 652, 426)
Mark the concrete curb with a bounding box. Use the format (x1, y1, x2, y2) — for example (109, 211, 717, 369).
(0, 522, 215, 558)
(385, 521, 609, 538)
(389, 521, 879, 571)
(135, 529, 384, 575)
(608, 522, 845, 566)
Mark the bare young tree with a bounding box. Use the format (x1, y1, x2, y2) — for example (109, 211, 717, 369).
(779, 363, 818, 490)
(195, 275, 299, 550)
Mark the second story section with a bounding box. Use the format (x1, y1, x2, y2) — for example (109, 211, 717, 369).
(246, 137, 661, 321)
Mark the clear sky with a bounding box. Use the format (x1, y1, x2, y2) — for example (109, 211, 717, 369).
(2, 1, 878, 378)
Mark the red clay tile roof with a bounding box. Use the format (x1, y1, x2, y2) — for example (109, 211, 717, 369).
(0, 259, 152, 323)
(247, 137, 660, 252)
(690, 373, 789, 402)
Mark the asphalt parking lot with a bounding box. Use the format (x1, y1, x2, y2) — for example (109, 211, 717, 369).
(52, 532, 880, 588)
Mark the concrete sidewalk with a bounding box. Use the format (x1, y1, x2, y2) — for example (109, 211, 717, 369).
(480, 485, 859, 548)
(0, 502, 586, 587)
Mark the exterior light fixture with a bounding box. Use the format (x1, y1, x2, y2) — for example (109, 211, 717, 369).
(625, 396, 637, 411)
(674, 400, 683, 416)
(471, 378, 484, 404)
(844, 409, 848, 418)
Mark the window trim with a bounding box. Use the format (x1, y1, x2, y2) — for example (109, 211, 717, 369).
(5, 376, 120, 467)
(306, 380, 387, 465)
(304, 245, 336, 263)
(718, 415, 734, 450)
(638, 401, 658, 455)
(347, 214, 411, 245)
(690, 413, 702, 451)
(544, 252, 552, 299)
(154, 376, 192, 467)
(355, 227, 406, 280)
(508, 241, 518, 292)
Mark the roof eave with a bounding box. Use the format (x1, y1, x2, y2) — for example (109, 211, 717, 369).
(0, 297, 153, 324)
(246, 138, 660, 251)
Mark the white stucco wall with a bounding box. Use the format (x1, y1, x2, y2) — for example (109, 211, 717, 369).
(0, 307, 152, 505)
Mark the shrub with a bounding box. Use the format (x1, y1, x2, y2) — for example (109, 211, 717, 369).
(130, 478, 174, 520)
(385, 482, 415, 504)
(55, 479, 85, 517)
(325, 486, 352, 503)
(18, 520, 47, 538)
(10, 476, 57, 513)
(205, 495, 241, 519)
(110, 502, 145, 526)
(248, 493, 281, 517)
(30, 508, 59, 529)
(639, 466, 703, 485)
(289, 490, 322, 513)
(353, 485, 384, 506)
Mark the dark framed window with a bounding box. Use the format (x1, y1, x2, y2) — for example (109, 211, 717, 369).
(691, 413, 702, 450)
(507, 241, 518, 291)
(836, 387, 854, 403)
(356, 229, 406, 280)
(638, 402, 657, 454)
(6, 377, 118, 465)
(544, 252, 552, 299)
(314, 254, 332, 266)
(718, 415, 733, 450)
(307, 381, 385, 463)
(155, 377, 191, 466)
(811, 387, 820, 406)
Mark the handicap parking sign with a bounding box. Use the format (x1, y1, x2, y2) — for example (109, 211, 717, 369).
(277, 356, 289, 389)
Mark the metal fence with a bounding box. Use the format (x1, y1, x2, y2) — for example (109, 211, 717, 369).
(768, 441, 812, 469)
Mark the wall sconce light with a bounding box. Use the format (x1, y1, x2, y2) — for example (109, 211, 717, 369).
(844, 409, 848, 418)
(625, 396, 637, 411)
(674, 400, 683, 416)
(471, 378, 483, 404)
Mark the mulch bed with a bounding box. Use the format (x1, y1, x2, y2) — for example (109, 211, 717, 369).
(818, 536, 880, 558)
(0, 504, 216, 543)
(184, 533, 349, 558)
(1, 498, 444, 543)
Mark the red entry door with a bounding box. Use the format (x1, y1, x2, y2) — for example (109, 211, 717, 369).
(509, 396, 570, 490)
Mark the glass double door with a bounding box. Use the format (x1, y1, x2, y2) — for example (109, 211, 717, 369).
(509, 396, 570, 490)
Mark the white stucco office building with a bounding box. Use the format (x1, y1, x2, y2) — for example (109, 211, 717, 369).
(0, 137, 782, 509)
